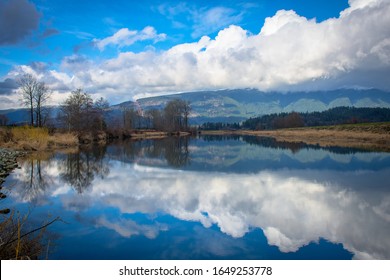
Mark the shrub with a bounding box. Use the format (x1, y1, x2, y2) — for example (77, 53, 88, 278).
(49, 132, 78, 147)
(11, 126, 49, 150)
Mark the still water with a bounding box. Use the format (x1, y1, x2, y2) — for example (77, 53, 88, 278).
(3, 135, 390, 259)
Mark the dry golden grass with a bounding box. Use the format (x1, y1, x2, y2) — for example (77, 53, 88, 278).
(129, 130, 169, 139)
(11, 126, 49, 150)
(202, 123, 390, 152)
(0, 211, 60, 260)
(242, 130, 389, 151)
(0, 211, 44, 260)
(48, 132, 78, 147)
(0, 127, 79, 151)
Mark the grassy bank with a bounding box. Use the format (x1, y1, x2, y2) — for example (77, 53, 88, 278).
(0, 126, 78, 151)
(202, 122, 390, 152)
(107, 129, 192, 140)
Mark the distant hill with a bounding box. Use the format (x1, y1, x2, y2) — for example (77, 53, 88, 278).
(130, 88, 390, 124)
(1, 88, 390, 125)
(0, 107, 60, 126)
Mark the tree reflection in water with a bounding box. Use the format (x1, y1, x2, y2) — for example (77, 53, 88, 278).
(61, 145, 110, 193)
(4, 135, 390, 259)
(16, 153, 54, 204)
(15, 135, 370, 202)
(109, 137, 191, 168)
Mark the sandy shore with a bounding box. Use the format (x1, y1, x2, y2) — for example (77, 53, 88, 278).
(201, 123, 390, 152)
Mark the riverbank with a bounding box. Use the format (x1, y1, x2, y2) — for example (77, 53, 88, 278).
(0, 126, 78, 152)
(0, 126, 195, 152)
(201, 122, 390, 152)
(107, 129, 192, 140)
(0, 148, 26, 214)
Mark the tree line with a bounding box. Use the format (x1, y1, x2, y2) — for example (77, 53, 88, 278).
(120, 99, 191, 132)
(241, 107, 390, 130)
(199, 107, 390, 131)
(199, 122, 241, 130)
(58, 89, 191, 133)
(16, 74, 192, 134)
(14, 74, 389, 133)
(58, 88, 109, 132)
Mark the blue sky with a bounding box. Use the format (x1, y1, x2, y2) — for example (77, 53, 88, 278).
(1, 0, 389, 108)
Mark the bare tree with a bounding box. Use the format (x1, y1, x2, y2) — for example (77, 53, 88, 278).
(182, 100, 191, 130)
(121, 107, 136, 130)
(147, 108, 165, 130)
(18, 74, 38, 126)
(164, 99, 191, 131)
(34, 82, 51, 127)
(17, 74, 51, 127)
(60, 88, 93, 132)
(93, 97, 109, 130)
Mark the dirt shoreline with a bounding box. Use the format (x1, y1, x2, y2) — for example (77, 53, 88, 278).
(201, 123, 390, 152)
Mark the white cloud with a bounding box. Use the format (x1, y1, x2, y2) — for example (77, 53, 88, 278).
(92, 165, 390, 259)
(94, 26, 167, 51)
(96, 216, 165, 239)
(9, 159, 390, 259)
(260, 10, 310, 36)
(80, 0, 390, 100)
(2, 0, 390, 107)
(341, 0, 386, 16)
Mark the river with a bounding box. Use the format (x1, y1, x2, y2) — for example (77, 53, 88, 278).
(2, 135, 390, 259)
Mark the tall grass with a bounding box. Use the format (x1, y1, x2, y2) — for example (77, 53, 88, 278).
(11, 126, 49, 150)
(1, 126, 78, 150)
(49, 132, 78, 147)
(0, 210, 58, 259)
(0, 127, 12, 144)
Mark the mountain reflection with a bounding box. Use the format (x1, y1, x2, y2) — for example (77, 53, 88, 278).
(104, 136, 389, 172)
(6, 136, 390, 260)
(91, 164, 389, 259)
(10, 159, 390, 259)
(202, 135, 368, 154)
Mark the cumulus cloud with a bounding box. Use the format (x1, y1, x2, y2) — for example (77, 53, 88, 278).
(75, 0, 390, 99)
(93, 26, 167, 51)
(0, 0, 40, 45)
(3, 0, 390, 106)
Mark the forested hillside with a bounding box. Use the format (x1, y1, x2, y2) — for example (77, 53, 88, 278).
(241, 107, 390, 130)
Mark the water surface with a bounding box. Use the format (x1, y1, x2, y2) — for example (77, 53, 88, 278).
(3, 136, 390, 259)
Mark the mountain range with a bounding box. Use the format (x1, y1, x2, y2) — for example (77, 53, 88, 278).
(1, 88, 390, 125)
(117, 88, 390, 124)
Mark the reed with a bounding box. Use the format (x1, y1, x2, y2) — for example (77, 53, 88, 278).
(11, 126, 49, 150)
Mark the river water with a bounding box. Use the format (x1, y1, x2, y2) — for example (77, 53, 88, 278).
(3, 135, 390, 259)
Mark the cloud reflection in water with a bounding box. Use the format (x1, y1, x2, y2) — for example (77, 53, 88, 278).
(63, 162, 390, 259)
(6, 141, 390, 260)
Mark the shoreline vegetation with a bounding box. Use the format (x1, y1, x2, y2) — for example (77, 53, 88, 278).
(0, 122, 389, 153)
(201, 122, 390, 152)
(0, 122, 388, 259)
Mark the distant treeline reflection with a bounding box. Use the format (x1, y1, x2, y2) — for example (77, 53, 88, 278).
(15, 135, 378, 198)
(241, 135, 368, 154)
(108, 136, 190, 168)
